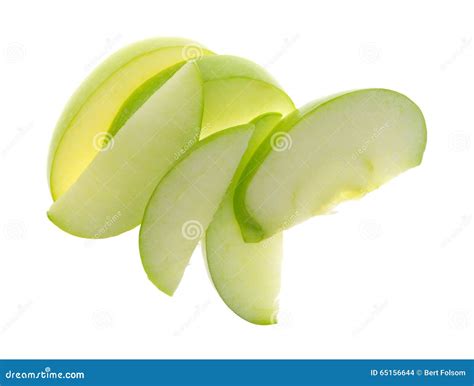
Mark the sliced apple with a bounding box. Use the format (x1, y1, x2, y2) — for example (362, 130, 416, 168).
(53, 44, 282, 198)
(110, 55, 294, 139)
(204, 113, 283, 325)
(235, 89, 427, 242)
(197, 56, 293, 137)
(139, 124, 254, 295)
(48, 62, 203, 238)
(48, 37, 213, 200)
(47, 51, 294, 239)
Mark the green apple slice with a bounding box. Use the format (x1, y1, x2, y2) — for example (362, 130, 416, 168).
(235, 89, 427, 242)
(204, 113, 283, 325)
(110, 55, 294, 139)
(47, 52, 294, 239)
(48, 37, 213, 200)
(196, 56, 293, 137)
(139, 124, 254, 295)
(48, 62, 203, 238)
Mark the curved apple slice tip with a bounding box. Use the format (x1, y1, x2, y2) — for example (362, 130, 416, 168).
(139, 124, 255, 296)
(48, 37, 213, 200)
(47, 62, 204, 238)
(235, 88, 427, 242)
(205, 113, 284, 325)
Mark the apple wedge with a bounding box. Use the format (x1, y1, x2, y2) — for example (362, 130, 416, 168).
(110, 55, 294, 139)
(49, 48, 294, 202)
(139, 124, 254, 295)
(196, 56, 293, 137)
(48, 62, 203, 238)
(204, 113, 283, 325)
(235, 89, 427, 242)
(48, 37, 213, 200)
(47, 51, 294, 239)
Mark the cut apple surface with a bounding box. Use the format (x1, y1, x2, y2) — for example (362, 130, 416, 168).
(46, 37, 428, 326)
(48, 62, 203, 238)
(205, 113, 283, 325)
(235, 89, 427, 242)
(108, 62, 185, 137)
(48, 50, 294, 239)
(48, 37, 213, 200)
(50, 52, 293, 238)
(139, 124, 254, 296)
(197, 56, 293, 137)
(110, 55, 294, 139)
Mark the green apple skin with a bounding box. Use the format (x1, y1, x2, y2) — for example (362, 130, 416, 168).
(49, 47, 293, 202)
(234, 89, 427, 242)
(47, 50, 294, 239)
(48, 63, 203, 238)
(139, 124, 254, 296)
(110, 55, 294, 139)
(48, 37, 213, 200)
(108, 62, 185, 137)
(196, 56, 293, 137)
(204, 113, 283, 325)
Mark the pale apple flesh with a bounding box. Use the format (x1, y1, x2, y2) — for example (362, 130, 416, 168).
(201, 78, 292, 137)
(195, 55, 293, 137)
(108, 62, 184, 137)
(235, 89, 427, 242)
(139, 124, 254, 295)
(205, 113, 283, 325)
(48, 38, 213, 200)
(48, 63, 203, 238)
(45, 36, 429, 327)
(109, 55, 294, 139)
(47, 54, 294, 239)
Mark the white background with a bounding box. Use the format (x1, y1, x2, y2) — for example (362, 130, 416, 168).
(0, 0, 472, 359)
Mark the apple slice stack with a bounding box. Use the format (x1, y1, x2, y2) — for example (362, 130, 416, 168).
(47, 38, 427, 325)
